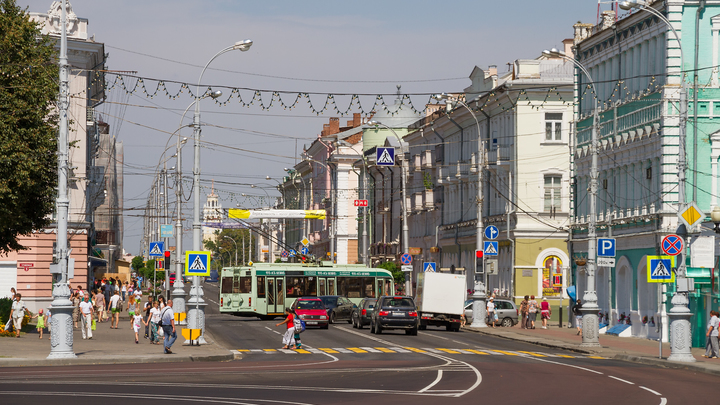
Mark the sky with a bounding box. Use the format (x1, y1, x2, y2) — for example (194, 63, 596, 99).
(19, 0, 608, 256)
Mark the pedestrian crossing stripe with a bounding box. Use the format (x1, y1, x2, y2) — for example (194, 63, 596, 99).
(235, 347, 605, 359)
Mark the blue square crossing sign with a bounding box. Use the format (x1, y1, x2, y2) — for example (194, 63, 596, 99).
(647, 255, 675, 283)
(185, 251, 211, 277)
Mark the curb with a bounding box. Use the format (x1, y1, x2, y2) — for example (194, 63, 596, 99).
(462, 326, 593, 355)
(613, 354, 720, 377)
(0, 352, 235, 368)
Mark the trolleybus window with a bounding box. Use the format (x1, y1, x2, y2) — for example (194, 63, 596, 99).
(328, 279, 335, 295)
(221, 277, 233, 294)
(257, 276, 265, 298)
(363, 278, 375, 298)
(286, 276, 318, 297)
(235, 277, 252, 294)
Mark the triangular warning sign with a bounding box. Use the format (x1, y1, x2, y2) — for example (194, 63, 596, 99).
(189, 255, 206, 271)
(149, 244, 162, 255)
(485, 243, 497, 254)
(377, 149, 394, 164)
(651, 261, 670, 277)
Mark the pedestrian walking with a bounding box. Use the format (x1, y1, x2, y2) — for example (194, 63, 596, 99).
(10, 294, 25, 337)
(147, 300, 161, 344)
(132, 310, 144, 344)
(486, 297, 496, 328)
(122, 282, 127, 301)
(31, 309, 46, 339)
(71, 292, 80, 329)
(46, 307, 52, 334)
(79, 295, 94, 339)
(703, 310, 719, 359)
(291, 309, 304, 348)
(94, 289, 106, 322)
(519, 295, 529, 329)
(109, 290, 121, 329)
(276, 307, 296, 349)
(144, 296, 155, 339)
(573, 299, 583, 335)
(102, 281, 111, 311)
(134, 287, 142, 306)
(528, 295, 538, 329)
(540, 297, 551, 329)
(76, 285, 85, 298)
(127, 295, 137, 328)
(159, 300, 176, 354)
(158, 295, 166, 309)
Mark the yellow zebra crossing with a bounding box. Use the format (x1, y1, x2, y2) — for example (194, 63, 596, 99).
(236, 347, 605, 359)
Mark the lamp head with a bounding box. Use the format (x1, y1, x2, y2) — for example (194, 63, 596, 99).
(210, 90, 223, 99)
(233, 39, 253, 52)
(432, 93, 449, 101)
(618, 1, 643, 10)
(251, 184, 256, 188)
(543, 48, 565, 58)
(181, 137, 188, 144)
(367, 120, 380, 127)
(712, 206, 720, 224)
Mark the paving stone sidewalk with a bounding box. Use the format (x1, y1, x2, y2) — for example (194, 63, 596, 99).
(0, 314, 234, 367)
(465, 322, 720, 376)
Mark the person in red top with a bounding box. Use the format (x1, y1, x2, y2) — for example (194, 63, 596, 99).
(540, 297, 552, 329)
(276, 307, 296, 349)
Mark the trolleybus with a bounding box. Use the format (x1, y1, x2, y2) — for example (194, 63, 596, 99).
(219, 262, 394, 320)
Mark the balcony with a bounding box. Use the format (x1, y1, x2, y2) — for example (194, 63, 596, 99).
(487, 145, 512, 165)
(423, 189, 435, 209)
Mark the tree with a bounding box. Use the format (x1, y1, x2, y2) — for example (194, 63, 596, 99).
(378, 261, 405, 287)
(0, 0, 59, 254)
(204, 229, 254, 267)
(131, 256, 144, 272)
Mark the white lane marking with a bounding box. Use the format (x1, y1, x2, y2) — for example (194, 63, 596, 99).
(525, 356, 604, 374)
(335, 325, 482, 398)
(332, 348, 353, 353)
(418, 370, 443, 393)
(608, 376, 635, 385)
(389, 347, 411, 353)
(422, 348, 443, 354)
(419, 331, 450, 340)
(640, 386, 662, 396)
(660, 398, 667, 405)
(360, 347, 382, 353)
(206, 297, 220, 306)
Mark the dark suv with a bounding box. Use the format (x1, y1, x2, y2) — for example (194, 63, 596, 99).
(370, 296, 419, 335)
(319, 295, 355, 324)
(351, 298, 377, 329)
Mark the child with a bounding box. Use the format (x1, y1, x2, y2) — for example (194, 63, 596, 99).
(127, 295, 137, 327)
(292, 309, 302, 349)
(133, 311, 145, 344)
(31, 309, 46, 339)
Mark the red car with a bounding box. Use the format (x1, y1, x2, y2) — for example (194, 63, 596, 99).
(291, 297, 329, 329)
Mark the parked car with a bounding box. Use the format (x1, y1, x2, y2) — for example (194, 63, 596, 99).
(351, 298, 377, 329)
(318, 295, 355, 324)
(464, 298, 518, 327)
(291, 297, 329, 329)
(370, 295, 419, 335)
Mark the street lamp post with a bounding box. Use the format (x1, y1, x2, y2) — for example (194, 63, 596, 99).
(190, 39, 253, 345)
(48, 0, 76, 359)
(224, 235, 238, 267)
(543, 48, 601, 347)
(433, 93, 487, 328)
(619, 0, 694, 362)
(367, 120, 410, 294)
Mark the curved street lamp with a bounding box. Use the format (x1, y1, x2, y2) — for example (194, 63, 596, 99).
(189, 39, 253, 345)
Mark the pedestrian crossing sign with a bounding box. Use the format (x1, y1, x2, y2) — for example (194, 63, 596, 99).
(647, 255, 675, 283)
(483, 241, 498, 256)
(376, 147, 395, 166)
(185, 251, 211, 277)
(149, 241, 164, 257)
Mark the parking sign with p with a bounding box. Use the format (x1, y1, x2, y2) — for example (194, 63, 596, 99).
(597, 238, 616, 257)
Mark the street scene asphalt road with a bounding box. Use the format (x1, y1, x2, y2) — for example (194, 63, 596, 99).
(0, 281, 715, 405)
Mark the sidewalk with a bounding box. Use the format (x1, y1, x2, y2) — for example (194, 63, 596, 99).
(0, 314, 235, 367)
(465, 322, 720, 376)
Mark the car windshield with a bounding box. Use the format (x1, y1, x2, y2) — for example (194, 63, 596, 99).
(321, 297, 338, 307)
(297, 300, 324, 310)
(382, 298, 414, 308)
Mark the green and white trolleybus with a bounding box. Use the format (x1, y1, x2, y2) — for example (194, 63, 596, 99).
(219, 262, 395, 319)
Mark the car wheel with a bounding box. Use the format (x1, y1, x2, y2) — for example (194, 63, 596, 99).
(330, 312, 336, 324)
(347, 318, 353, 324)
(410, 327, 418, 336)
(370, 321, 376, 334)
(419, 324, 427, 330)
(375, 323, 382, 334)
(452, 324, 461, 332)
(445, 324, 452, 331)
(357, 318, 363, 330)
(501, 317, 514, 328)
(321, 323, 328, 329)
(352, 314, 357, 328)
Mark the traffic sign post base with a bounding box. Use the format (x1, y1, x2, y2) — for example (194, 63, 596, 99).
(668, 287, 696, 362)
(470, 281, 487, 328)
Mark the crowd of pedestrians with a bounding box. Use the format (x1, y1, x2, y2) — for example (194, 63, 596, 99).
(3, 277, 178, 355)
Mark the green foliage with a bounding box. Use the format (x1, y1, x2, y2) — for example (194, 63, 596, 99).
(0, 0, 59, 253)
(131, 256, 145, 271)
(204, 229, 254, 268)
(423, 172, 434, 190)
(0, 297, 11, 324)
(377, 261, 405, 286)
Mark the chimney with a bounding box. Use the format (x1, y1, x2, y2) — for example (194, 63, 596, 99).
(347, 113, 362, 128)
(601, 10, 615, 30)
(322, 117, 340, 136)
(488, 65, 497, 77)
(573, 22, 594, 45)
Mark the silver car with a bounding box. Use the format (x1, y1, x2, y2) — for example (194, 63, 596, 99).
(464, 299, 518, 327)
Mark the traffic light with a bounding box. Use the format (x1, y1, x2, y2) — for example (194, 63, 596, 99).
(475, 249, 484, 274)
(164, 250, 171, 270)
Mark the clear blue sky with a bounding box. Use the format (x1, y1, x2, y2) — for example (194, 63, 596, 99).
(19, 0, 606, 255)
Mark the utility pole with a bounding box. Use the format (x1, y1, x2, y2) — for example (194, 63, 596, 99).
(172, 136, 186, 325)
(48, 0, 76, 359)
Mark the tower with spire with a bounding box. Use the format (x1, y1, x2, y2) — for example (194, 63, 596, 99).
(202, 180, 224, 244)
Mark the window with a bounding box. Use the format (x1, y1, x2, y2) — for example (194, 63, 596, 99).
(257, 276, 265, 298)
(545, 113, 563, 141)
(221, 277, 233, 294)
(232, 277, 251, 293)
(286, 276, 317, 297)
(338, 277, 363, 298)
(544, 175, 562, 213)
